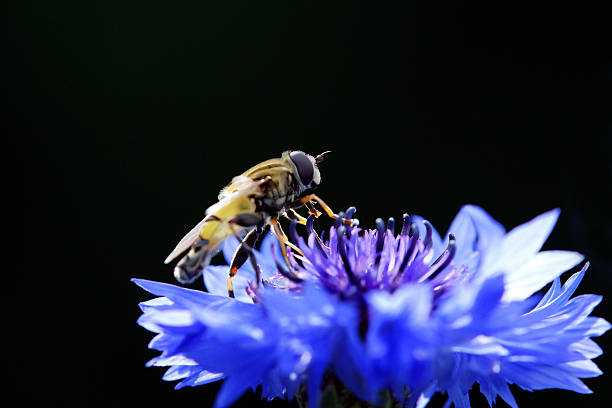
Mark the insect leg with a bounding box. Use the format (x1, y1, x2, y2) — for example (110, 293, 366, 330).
(304, 201, 323, 218)
(296, 194, 322, 217)
(269, 218, 302, 277)
(298, 194, 355, 226)
(227, 226, 263, 297)
(284, 209, 308, 225)
(310, 194, 357, 226)
(226, 213, 264, 298)
(270, 218, 304, 256)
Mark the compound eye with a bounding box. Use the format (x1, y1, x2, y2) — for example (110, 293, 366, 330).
(289, 151, 314, 186)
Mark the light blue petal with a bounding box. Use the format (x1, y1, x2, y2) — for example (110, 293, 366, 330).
(446, 208, 479, 268)
(457, 205, 505, 248)
(444, 205, 505, 270)
(365, 285, 436, 393)
(203, 265, 256, 303)
(222, 232, 278, 279)
(307, 357, 328, 408)
(458, 205, 506, 273)
(448, 386, 471, 408)
(132, 278, 232, 308)
(525, 264, 588, 319)
(259, 231, 284, 269)
(222, 235, 243, 264)
(471, 275, 505, 321)
(555, 263, 588, 305)
(562, 360, 603, 378)
(138, 309, 197, 333)
(202, 265, 231, 296)
(133, 279, 260, 332)
(415, 384, 436, 408)
(260, 370, 286, 400)
(504, 362, 593, 393)
(570, 339, 603, 359)
(149, 355, 197, 368)
(535, 277, 562, 308)
(333, 335, 377, 404)
(502, 250, 584, 302)
(572, 317, 611, 337)
(213, 370, 262, 408)
(175, 370, 225, 389)
(366, 284, 432, 322)
(477, 377, 496, 406)
(490, 376, 518, 408)
(162, 365, 200, 381)
(175, 305, 277, 376)
(451, 336, 508, 356)
(493, 208, 560, 273)
(148, 333, 184, 353)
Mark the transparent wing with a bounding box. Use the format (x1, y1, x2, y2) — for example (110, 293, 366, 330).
(166, 178, 264, 264)
(164, 216, 209, 264)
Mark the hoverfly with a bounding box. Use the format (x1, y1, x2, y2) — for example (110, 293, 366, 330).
(164, 150, 355, 297)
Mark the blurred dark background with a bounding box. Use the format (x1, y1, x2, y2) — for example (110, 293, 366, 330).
(13, 0, 611, 407)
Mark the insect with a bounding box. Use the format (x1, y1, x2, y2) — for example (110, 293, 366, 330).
(164, 150, 355, 297)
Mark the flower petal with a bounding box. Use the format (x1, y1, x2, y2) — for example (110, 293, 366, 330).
(162, 365, 200, 381)
(503, 362, 593, 393)
(494, 209, 560, 272)
(203, 265, 256, 303)
(459, 205, 505, 247)
(445, 205, 505, 269)
(222, 235, 243, 264)
(502, 251, 584, 301)
(446, 209, 478, 269)
(490, 376, 518, 408)
(133, 278, 230, 308)
(213, 370, 263, 408)
(562, 360, 603, 378)
(259, 232, 284, 268)
(175, 370, 225, 389)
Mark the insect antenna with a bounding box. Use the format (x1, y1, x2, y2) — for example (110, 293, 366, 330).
(315, 150, 332, 163)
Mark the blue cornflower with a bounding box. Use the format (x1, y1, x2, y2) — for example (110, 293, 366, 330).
(134, 205, 609, 407)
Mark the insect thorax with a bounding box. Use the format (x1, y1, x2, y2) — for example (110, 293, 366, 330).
(253, 172, 302, 217)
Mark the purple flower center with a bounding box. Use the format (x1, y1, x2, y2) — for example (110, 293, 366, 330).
(265, 210, 459, 300)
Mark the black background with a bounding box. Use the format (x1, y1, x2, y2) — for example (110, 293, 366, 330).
(13, 1, 611, 407)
